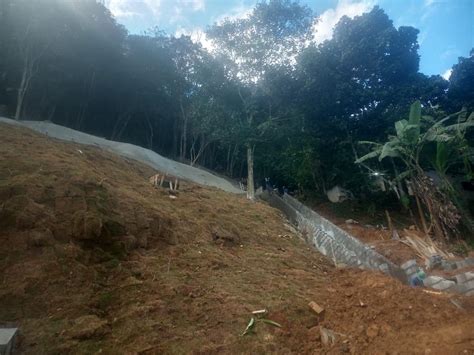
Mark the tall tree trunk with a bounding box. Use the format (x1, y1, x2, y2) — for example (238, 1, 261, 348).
(144, 113, 154, 149)
(226, 144, 232, 173)
(179, 99, 188, 160)
(230, 143, 238, 177)
(172, 116, 179, 158)
(76, 70, 95, 129)
(190, 134, 210, 166)
(15, 59, 31, 120)
(246, 144, 255, 200)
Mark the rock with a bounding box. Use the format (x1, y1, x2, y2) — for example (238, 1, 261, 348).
(426, 254, 443, 270)
(424, 276, 455, 291)
(327, 186, 352, 203)
(423, 275, 444, 287)
(401, 259, 417, 270)
(68, 315, 108, 340)
(320, 327, 336, 347)
(455, 272, 474, 284)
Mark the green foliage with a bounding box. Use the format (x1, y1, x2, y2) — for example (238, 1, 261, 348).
(0, 0, 473, 209)
(241, 317, 256, 336)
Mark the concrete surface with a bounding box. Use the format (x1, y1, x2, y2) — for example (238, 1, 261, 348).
(261, 192, 406, 283)
(0, 117, 242, 194)
(0, 328, 17, 355)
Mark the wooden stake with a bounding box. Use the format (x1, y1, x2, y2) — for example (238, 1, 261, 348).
(385, 210, 393, 234)
(415, 194, 429, 235)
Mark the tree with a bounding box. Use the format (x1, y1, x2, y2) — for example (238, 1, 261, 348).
(448, 49, 474, 111)
(294, 6, 448, 195)
(208, 0, 314, 199)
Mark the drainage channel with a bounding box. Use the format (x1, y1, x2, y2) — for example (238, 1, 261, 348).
(261, 192, 474, 295)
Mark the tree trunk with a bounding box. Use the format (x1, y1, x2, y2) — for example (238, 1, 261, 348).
(232, 144, 239, 177)
(144, 113, 154, 149)
(190, 134, 210, 166)
(246, 144, 255, 200)
(111, 112, 131, 140)
(15, 60, 30, 120)
(172, 116, 179, 158)
(179, 99, 188, 160)
(76, 70, 95, 129)
(226, 144, 232, 173)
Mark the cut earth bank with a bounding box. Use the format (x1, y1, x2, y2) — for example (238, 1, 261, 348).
(1, 122, 474, 354)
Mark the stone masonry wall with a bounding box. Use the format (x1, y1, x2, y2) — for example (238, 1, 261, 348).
(261, 192, 407, 284)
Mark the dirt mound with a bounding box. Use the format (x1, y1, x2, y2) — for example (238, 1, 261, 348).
(1, 124, 473, 354)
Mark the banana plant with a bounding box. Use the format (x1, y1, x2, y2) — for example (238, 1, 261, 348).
(356, 101, 473, 174)
(355, 101, 474, 240)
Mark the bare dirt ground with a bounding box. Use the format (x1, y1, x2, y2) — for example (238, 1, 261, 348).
(1, 123, 474, 354)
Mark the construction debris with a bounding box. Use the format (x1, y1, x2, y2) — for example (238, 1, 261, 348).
(400, 231, 453, 263)
(319, 327, 337, 347)
(308, 301, 325, 318)
(149, 173, 179, 191)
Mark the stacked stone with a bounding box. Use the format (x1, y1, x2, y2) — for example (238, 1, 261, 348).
(401, 259, 421, 284)
(441, 257, 474, 271)
(453, 271, 474, 296)
(423, 276, 455, 291)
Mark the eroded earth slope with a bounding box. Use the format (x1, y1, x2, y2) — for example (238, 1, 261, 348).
(1, 123, 473, 354)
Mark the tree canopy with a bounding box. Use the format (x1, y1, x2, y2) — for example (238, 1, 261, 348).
(1, 0, 473, 216)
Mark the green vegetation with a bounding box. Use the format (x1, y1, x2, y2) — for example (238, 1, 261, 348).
(356, 101, 473, 240)
(1, 0, 473, 238)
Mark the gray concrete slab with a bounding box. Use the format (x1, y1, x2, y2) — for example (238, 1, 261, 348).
(0, 328, 18, 355)
(0, 117, 242, 194)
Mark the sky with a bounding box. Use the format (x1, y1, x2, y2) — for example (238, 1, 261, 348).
(103, 0, 474, 79)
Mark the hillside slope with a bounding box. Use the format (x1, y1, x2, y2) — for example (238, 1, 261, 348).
(1, 123, 474, 354)
(0, 117, 241, 193)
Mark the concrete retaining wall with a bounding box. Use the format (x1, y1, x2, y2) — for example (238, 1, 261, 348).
(261, 192, 407, 283)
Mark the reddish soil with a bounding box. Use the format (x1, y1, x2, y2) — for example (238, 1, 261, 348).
(1, 123, 474, 354)
(309, 202, 420, 265)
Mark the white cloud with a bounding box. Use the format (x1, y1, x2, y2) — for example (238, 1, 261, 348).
(178, 0, 205, 12)
(175, 27, 215, 52)
(170, 0, 205, 24)
(442, 68, 452, 80)
(105, 0, 138, 18)
(312, 0, 374, 43)
(105, 0, 161, 19)
(214, 1, 254, 24)
(144, 0, 161, 16)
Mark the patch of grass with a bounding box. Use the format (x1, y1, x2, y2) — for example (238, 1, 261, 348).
(97, 292, 114, 311)
(103, 257, 120, 269)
